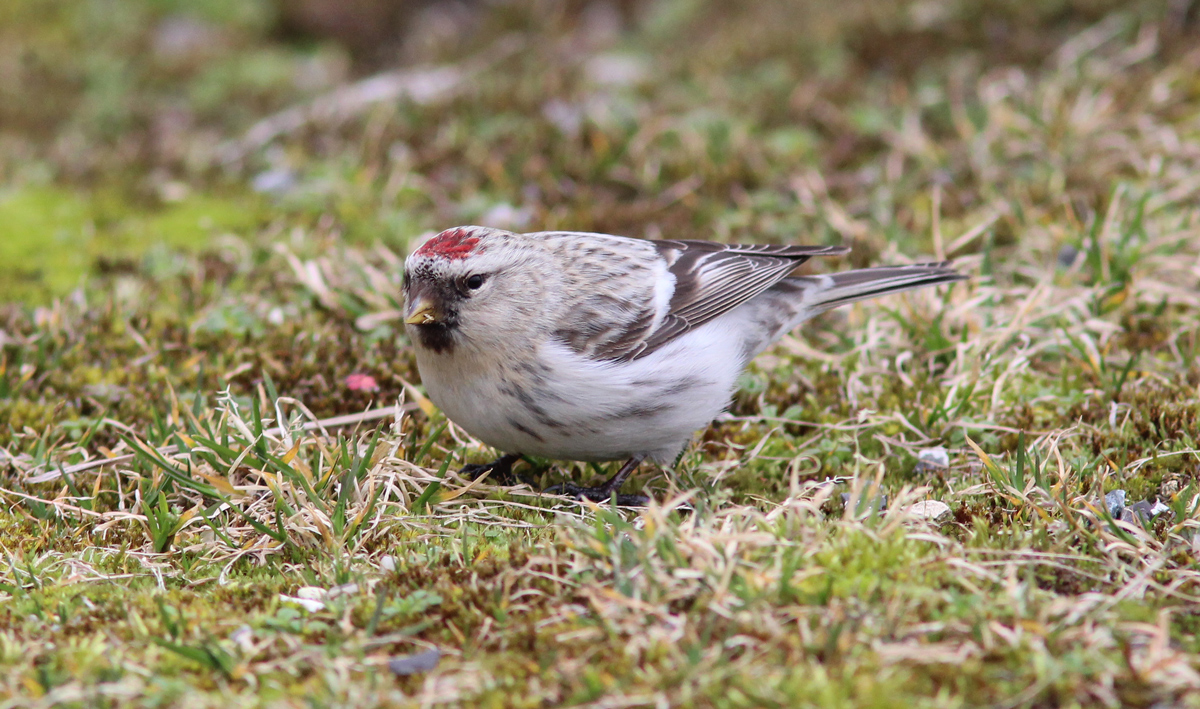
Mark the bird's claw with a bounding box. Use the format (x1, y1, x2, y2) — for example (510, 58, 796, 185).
(459, 453, 522, 485)
(544, 482, 649, 507)
(460, 463, 495, 480)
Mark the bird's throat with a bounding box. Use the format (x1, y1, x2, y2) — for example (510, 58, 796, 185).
(411, 322, 458, 355)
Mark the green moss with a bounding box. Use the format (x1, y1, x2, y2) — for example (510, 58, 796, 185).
(0, 187, 264, 303)
(0, 187, 93, 300)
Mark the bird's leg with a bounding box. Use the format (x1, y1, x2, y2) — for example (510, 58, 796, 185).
(545, 455, 649, 506)
(460, 452, 523, 485)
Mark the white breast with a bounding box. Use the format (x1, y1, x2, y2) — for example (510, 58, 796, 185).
(413, 311, 754, 464)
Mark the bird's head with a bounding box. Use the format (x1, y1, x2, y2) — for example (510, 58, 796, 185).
(403, 226, 550, 354)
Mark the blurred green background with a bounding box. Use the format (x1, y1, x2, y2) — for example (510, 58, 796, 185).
(0, 0, 1165, 303)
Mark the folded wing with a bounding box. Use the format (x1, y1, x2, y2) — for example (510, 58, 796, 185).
(598, 240, 849, 361)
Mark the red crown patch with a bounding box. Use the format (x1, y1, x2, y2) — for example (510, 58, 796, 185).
(415, 227, 482, 260)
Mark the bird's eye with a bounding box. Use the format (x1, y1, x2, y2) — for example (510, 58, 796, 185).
(465, 274, 485, 290)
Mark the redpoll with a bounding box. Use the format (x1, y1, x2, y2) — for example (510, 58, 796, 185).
(404, 226, 963, 504)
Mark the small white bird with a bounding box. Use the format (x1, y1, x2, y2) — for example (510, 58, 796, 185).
(404, 226, 963, 504)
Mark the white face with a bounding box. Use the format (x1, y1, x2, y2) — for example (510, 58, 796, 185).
(403, 228, 552, 355)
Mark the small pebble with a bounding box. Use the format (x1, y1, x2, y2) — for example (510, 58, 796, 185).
(296, 586, 326, 601)
(380, 555, 396, 572)
(279, 594, 325, 612)
(1121, 499, 1173, 524)
(388, 648, 441, 676)
(1104, 490, 1127, 518)
(903, 500, 953, 524)
(327, 583, 358, 599)
(914, 447, 949, 474)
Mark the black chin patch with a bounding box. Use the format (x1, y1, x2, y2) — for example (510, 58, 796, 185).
(404, 270, 463, 355)
(412, 322, 457, 354)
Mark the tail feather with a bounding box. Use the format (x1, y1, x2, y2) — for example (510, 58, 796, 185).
(736, 262, 964, 362)
(805, 262, 965, 312)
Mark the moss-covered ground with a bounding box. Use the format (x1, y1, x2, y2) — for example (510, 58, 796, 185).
(3, 0, 1200, 706)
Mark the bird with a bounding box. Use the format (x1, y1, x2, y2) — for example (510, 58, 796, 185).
(403, 226, 964, 505)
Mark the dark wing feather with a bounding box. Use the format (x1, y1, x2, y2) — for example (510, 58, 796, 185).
(608, 240, 848, 361)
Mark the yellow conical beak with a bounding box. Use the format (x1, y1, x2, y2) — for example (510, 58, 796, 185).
(404, 297, 441, 325)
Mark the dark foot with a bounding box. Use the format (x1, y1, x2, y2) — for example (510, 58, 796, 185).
(460, 453, 522, 485)
(544, 455, 648, 506)
(544, 482, 650, 506)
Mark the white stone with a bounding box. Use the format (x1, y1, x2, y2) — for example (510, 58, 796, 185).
(918, 447, 949, 468)
(280, 594, 325, 612)
(295, 586, 326, 601)
(904, 500, 952, 523)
